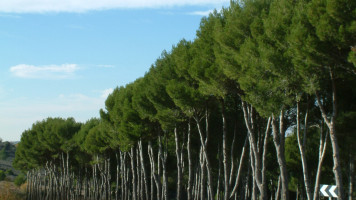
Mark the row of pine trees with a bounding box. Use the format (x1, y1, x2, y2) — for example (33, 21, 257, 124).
(14, 0, 355, 199)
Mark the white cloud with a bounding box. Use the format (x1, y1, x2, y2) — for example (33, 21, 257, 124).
(101, 88, 113, 98)
(9, 64, 79, 79)
(0, 92, 107, 141)
(188, 9, 214, 16)
(0, 0, 229, 13)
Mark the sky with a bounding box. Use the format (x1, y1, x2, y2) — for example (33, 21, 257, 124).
(0, 0, 229, 142)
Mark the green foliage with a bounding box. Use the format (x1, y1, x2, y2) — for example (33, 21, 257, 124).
(0, 148, 6, 160)
(5, 169, 14, 176)
(14, 174, 26, 186)
(0, 170, 5, 181)
(13, 117, 82, 171)
(12, 1, 356, 199)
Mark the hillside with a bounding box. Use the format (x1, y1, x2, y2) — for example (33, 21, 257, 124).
(0, 141, 19, 175)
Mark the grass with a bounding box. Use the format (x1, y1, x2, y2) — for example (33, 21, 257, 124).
(0, 181, 26, 200)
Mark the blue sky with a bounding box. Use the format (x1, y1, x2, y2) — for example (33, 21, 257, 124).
(0, 0, 229, 141)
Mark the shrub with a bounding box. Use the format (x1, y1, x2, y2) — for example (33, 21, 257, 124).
(0, 181, 26, 200)
(0, 170, 6, 181)
(14, 174, 26, 187)
(6, 169, 14, 175)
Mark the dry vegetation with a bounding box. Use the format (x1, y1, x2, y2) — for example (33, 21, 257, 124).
(0, 181, 26, 200)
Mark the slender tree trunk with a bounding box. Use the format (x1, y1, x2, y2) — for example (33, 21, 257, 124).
(276, 176, 281, 200)
(115, 153, 119, 200)
(315, 68, 344, 200)
(272, 111, 289, 200)
(187, 120, 193, 200)
(349, 152, 354, 200)
(174, 126, 182, 200)
(148, 141, 161, 200)
(261, 117, 271, 200)
(312, 123, 328, 200)
(199, 147, 206, 200)
(138, 140, 149, 200)
(130, 147, 137, 200)
(241, 101, 270, 200)
(193, 109, 213, 199)
(229, 125, 237, 188)
(229, 137, 248, 199)
(216, 144, 222, 200)
(221, 100, 230, 200)
(244, 160, 251, 200)
(296, 101, 312, 200)
(136, 148, 141, 200)
(158, 135, 168, 200)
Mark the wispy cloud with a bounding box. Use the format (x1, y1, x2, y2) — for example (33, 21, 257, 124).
(101, 88, 113, 98)
(0, 13, 21, 18)
(188, 9, 214, 16)
(9, 64, 79, 79)
(0, 0, 228, 13)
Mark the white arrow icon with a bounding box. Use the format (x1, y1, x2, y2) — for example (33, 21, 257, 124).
(320, 185, 329, 197)
(329, 185, 338, 198)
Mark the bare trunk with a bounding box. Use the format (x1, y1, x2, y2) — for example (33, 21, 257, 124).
(193, 108, 214, 199)
(312, 123, 328, 200)
(272, 111, 289, 200)
(221, 100, 230, 200)
(315, 68, 344, 200)
(130, 147, 137, 200)
(349, 152, 354, 200)
(216, 144, 222, 200)
(276, 176, 281, 200)
(229, 125, 237, 187)
(241, 101, 270, 200)
(158, 135, 168, 200)
(229, 137, 248, 199)
(174, 127, 182, 200)
(138, 140, 149, 200)
(187, 121, 193, 200)
(148, 141, 161, 200)
(296, 102, 312, 200)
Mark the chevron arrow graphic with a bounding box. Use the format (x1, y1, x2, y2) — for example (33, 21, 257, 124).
(320, 185, 329, 197)
(320, 184, 338, 198)
(329, 185, 338, 198)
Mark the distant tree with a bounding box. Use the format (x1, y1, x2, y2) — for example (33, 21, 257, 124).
(0, 170, 5, 181)
(5, 169, 14, 176)
(14, 173, 26, 186)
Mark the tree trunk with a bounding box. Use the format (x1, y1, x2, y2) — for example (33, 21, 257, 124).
(158, 135, 168, 200)
(193, 108, 214, 199)
(276, 176, 281, 200)
(221, 100, 230, 200)
(199, 147, 206, 200)
(115, 153, 119, 200)
(229, 125, 237, 188)
(187, 121, 193, 200)
(138, 140, 149, 200)
(130, 147, 137, 200)
(174, 127, 182, 200)
(241, 101, 270, 200)
(349, 152, 354, 200)
(296, 101, 312, 200)
(315, 68, 344, 199)
(216, 144, 222, 200)
(312, 123, 328, 200)
(272, 111, 289, 200)
(148, 141, 161, 200)
(229, 137, 248, 199)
